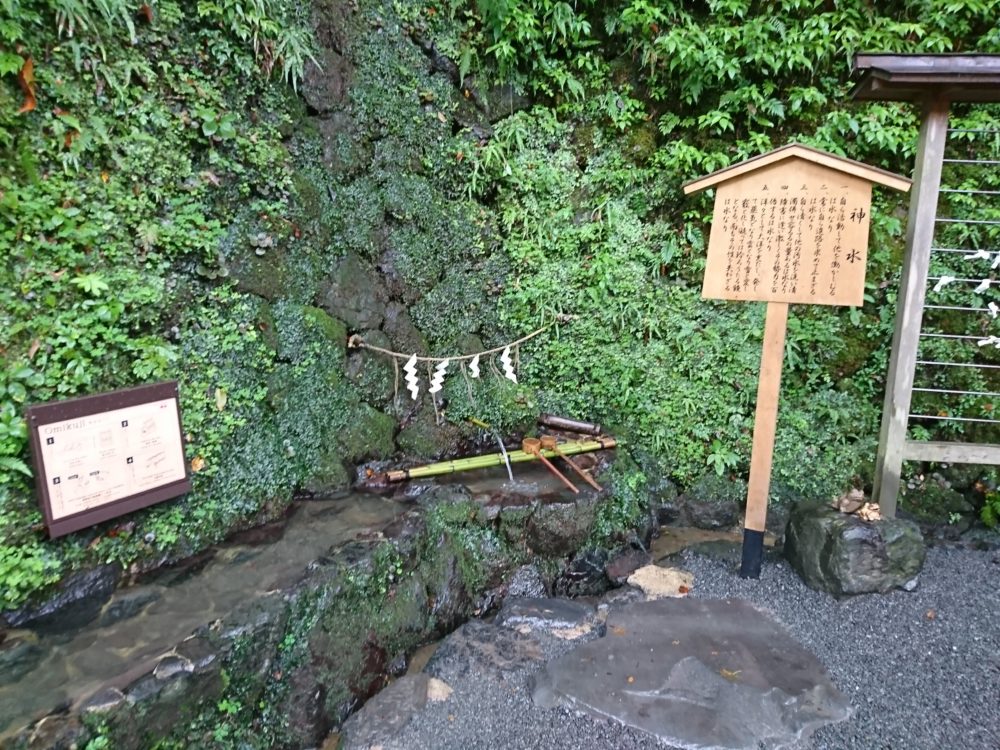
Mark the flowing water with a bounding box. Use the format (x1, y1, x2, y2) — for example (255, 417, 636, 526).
(0, 461, 582, 739)
(0, 460, 596, 739)
(0, 493, 406, 739)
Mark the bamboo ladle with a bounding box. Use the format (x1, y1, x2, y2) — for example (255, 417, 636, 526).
(522, 437, 578, 494)
(540, 435, 603, 491)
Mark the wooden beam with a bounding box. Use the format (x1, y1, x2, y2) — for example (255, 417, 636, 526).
(873, 96, 951, 517)
(903, 441, 1000, 465)
(741, 301, 788, 579)
(744, 301, 788, 532)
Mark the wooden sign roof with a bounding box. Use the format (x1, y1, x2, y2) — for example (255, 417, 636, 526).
(682, 143, 911, 195)
(851, 53, 1000, 103)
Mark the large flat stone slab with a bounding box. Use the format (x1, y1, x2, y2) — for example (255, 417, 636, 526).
(532, 598, 850, 750)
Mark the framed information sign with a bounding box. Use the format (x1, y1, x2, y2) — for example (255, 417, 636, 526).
(26, 381, 191, 538)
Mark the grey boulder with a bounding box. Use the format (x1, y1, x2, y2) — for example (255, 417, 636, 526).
(784, 503, 925, 596)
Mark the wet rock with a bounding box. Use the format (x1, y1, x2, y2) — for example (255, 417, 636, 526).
(381, 302, 429, 358)
(302, 47, 353, 114)
(316, 253, 389, 331)
(396, 410, 463, 461)
(285, 670, 333, 748)
(345, 329, 396, 408)
(225, 513, 292, 546)
(597, 584, 645, 611)
(553, 548, 609, 597)
(4, 564, 120, 633)
(97, 587, 162, 628)
(505, 564, 547, 598)
(647, 475, 682, 524)
(80, 687, 126, 715)
(605, 548, 652, 585)
(425, 545, 475, 633)
(135, 550, 215, 588)
(175, 635, 218, 672)
(340, 673, 429, 750)
(153, 654, 194, 680)
(496, 597, 594, 631)
(0, 631, 42, 682)
(527, 497, 600, 556)
(426, 620, 542, 680)
(679, 474, 745, 530)
(784, 503, 926, 595)
(532, 598, 851, 750)
(16, 713, 84, 750)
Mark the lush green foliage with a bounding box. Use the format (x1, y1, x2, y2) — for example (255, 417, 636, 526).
(0, 0, 318, 608)
(4, 0, 1000, 613)
(982, 490, 1000, 528)
(423, 0, 1000, 498)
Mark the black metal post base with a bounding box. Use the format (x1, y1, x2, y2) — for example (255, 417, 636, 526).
(739, 528, 765, 579)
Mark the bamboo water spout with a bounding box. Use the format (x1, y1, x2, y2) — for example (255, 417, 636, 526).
(383, 437, 616, 483)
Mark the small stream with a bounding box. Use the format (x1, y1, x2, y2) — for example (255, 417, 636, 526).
(0, 461, 598, 740)
(0, 493, 406, 738)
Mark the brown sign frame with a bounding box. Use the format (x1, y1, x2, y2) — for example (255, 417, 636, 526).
(26, 381, 191, 538)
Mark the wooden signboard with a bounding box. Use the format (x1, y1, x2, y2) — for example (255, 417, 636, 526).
(27, 382, 191, 538)
(684, 144, 910, 578)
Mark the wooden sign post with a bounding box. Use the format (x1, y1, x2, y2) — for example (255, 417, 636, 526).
(683, 144, 910, 578)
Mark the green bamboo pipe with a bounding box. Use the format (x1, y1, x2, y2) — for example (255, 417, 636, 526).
(385, 437, 616, 482)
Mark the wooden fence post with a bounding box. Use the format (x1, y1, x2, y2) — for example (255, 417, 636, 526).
(872, 96, 951, 516)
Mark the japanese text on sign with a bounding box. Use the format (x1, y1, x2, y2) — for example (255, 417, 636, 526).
(702, 159, 873, 307)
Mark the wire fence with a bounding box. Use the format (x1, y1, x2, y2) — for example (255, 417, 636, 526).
(911, 122, 1000, 441)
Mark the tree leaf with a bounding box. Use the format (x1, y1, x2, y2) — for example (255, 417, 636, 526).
(0, 51, 24, 77)
(215, 387, 227, 411)
(16, 56, 35, 114)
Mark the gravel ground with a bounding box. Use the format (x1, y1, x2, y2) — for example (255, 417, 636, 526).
(371, 546, 1000, 750)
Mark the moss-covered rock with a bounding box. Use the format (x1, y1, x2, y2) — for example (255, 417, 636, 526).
(303, 305, 349, 348)
(316, 254, 390, 331)
(337, 406, 397, 463)
(678, 474, 746, 529)
(346, 329, 397, 408)
(527, 497, 600, 556)
(899, 480, 975, 526)
(395, 410, 464, 460)
(302, 452, 352, 496)
(381, 302, 429, 355)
